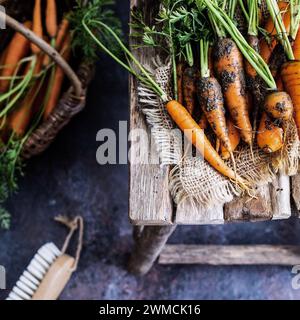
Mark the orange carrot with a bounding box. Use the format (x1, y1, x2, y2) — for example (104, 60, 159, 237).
(0, 21, 32, 93)
(31, 0, 43, 54)
(281, 60, 300, 135)
(197, 76, 232, 152)
(177, 62, 184, 105)
(43, 37, 71, 119)
(46, 0, 58, 38)
(9, 56, 44, 136)
(198, 113, 208, 130)
(166, 100, 246, 186)
(264, 90, 293, 121)
(257, 112, 284, 153)
(43, 18, 70, 66)
(55, 18, 70, 51)
(293, 27, 300, 60)
(220, 118, 240, 160)
(213, 38, 252, 145)
(276, 75, 284, 91)
(260, 1, 290, 64)
(183, 66, 198, 116)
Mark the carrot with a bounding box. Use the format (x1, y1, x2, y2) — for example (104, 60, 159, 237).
(257, 112, 284, 153)
(43, 36, 71, 119)
(269, 44, 287, 78)
(276, 74, 284, 91)
(264, 90, 293, 121)
(8, 56, 44, 136)
(213, 38, 253, 145)
(46, 0, 58, 38)
(260, 1, 290, 64)
(245, 35, 260, 80)
(293, 27, 300, 60)
(182, 66, 197, 116)
(55, 18, 70, 51)
(176, 62, 184, 105)
(31, 0, 43, 54)
(197, 76, 232, 152)
(198, 113, 208, 130)
(0, 21, 32, 93)
(281, 60, 300, 135)
(166, 100, 246, 186)
(221, 118, 240, 160)
(43, 18, 70, 66)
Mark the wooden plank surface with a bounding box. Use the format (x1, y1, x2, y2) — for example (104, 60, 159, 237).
(159, 245, 300, 265)
(175, 198, 224, 225)
(129, 0, 293, 225)
(224, 185, 272, 222)
(270, 174, 291, 220)
(129, 0, 173, 225)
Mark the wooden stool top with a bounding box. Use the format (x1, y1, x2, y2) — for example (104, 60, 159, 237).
(129, 0, 299, 226)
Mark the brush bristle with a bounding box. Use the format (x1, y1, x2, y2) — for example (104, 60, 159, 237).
(6, 243, 61, 300)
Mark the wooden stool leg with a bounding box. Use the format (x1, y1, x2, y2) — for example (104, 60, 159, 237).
(128, 225, 176, 276)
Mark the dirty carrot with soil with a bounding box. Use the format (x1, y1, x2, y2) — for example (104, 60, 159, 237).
(183, 66, 197, 115)
(257, 112, 284, 153)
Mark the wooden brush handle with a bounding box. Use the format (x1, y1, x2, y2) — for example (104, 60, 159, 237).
(32, 254, 75, 300)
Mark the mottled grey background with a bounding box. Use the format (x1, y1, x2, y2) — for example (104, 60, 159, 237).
(1, 1, 300, 300)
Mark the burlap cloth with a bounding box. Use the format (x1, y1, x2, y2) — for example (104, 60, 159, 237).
(138, 59, 299, 208)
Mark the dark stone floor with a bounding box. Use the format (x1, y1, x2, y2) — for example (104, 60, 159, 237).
(1, 1, 300, 300)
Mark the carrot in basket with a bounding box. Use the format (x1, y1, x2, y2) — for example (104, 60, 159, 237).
(257, 112, 284, 153)
(43, 36, 71, 119)
(276, 74, 284, 91)
(0, 21, 32, 93)
(43, 18, 70, 66)
(166, 100, 246, 186)
(9, 56, 44, 136)
(264, 90, 293, 121)
(46, 0, 58, 38)
(220, 118, 241, 160)
(31, 0, 43, 54)
(176, 62, 184, 104)
(213, 38, 253, 146)
(183, 66, 197, 115)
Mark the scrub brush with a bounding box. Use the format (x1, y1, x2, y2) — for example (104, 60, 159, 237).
(6, 215, 83, 300)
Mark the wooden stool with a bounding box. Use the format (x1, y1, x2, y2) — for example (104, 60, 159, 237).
(128, 0, 300, 276)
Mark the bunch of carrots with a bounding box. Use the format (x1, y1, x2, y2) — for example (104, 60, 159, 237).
(0, 0, 73, 228)
(78, 0, 300, 190)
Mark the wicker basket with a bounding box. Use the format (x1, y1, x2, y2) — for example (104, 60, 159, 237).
(0, 0, 94, 159)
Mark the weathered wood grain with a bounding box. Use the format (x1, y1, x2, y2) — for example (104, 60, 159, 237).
(224, 185, 272, 222)
(128, 225, 177, 275)
(129, 0, 173, 225)
(175, 198, 224, 224)
(270, 174, 291, 220)
(159, 245, 300, 265)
